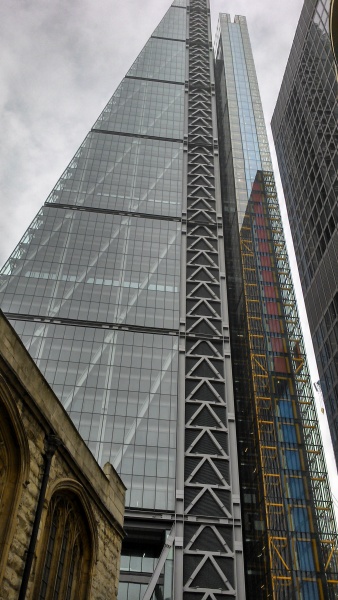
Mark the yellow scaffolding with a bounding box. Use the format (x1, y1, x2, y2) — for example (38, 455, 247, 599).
(238, 171, 338, 599)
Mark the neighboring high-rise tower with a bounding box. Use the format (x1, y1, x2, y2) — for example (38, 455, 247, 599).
(272, 0, 338, 468)
(215, 13, 338, 599)
(0, 1, 337, 598)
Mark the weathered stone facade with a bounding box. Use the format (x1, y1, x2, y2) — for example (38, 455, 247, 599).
(0, 311, 125, 600)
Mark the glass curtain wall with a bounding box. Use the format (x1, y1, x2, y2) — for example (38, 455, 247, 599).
(272, 0, 338, 469)
(215, 13, 338, 600)
(0, 2, 188, 597)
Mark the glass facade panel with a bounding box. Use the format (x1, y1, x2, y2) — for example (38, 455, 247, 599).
(0, 0, 186, 529)
(301, 581, 320, 600)
(152, 6, 187, 40)
(0, 208, 180, 328)
(297, 541, 316, 572)
(10, 320, 178, 511)
(127, 38, 186, 83)
(313, 0, 330, 34)
(94, 78, 184, 139)
(47, 133, 183, 217)
(216, 12, 338, 599)
(272, 0, 338, 466)
(225, 22, 272, 209)
(118, 582, 165, 600)
(118, 583, 148, 600)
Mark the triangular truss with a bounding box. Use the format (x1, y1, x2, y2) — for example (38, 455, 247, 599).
(181, 1, 244, 597)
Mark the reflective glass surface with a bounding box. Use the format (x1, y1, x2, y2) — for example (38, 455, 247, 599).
(127, 38, 186, 82)
(94, 78, 184, 139)
(0, 208, 181, 328)
(119, 528, 173, 598)
(47, 133, 183, 217)
(218, 15, 273, 228)
(227, 24, 269, 196)
(215, 15, 335, 598)
(10, 320, 178, 511)
(313, 0, 330, 34)
(118, 583, 148, 600)
(152, 6, 187, 40)
(0, 0, 187, 524)
(272, 1, 337, 462)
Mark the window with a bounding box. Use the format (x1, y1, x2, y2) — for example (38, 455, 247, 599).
(0, 427, 9, 522)
(0, 399, 24, 577)
(37, 493, 92, 600)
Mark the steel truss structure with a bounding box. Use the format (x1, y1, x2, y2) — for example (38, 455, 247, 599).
(175, 1, 246, 598)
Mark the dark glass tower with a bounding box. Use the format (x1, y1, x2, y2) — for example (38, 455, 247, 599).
(215, 14, 338, 599)
(272, 0, 338, 468)
(0, 1, 337, 598)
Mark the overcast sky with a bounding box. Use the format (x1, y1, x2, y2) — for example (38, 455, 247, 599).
(0, 0, 337, 496)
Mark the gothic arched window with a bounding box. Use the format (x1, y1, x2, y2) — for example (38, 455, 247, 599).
(37, 493, 92, 600)
(0, 428, 9, 516)
(0, 397, 24, 580)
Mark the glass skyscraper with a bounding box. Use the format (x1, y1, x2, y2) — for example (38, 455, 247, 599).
(215, 14, 337, 599)
(0, 1, 337, 598)
(272, 0, 338, 471)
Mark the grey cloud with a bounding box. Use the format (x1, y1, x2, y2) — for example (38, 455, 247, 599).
(0, 0, 170, 265)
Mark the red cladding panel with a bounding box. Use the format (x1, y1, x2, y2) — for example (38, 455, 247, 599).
(264, 285, 277, 299)
(274, 357, 289, 373)
(262, 270, 274, 282)
(259, 242, 270, 253)
(261, 255, 271, 267)
(271, 337, 285, 352)
(267, 302, 279, 315)
(268, 319, 282, 333)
